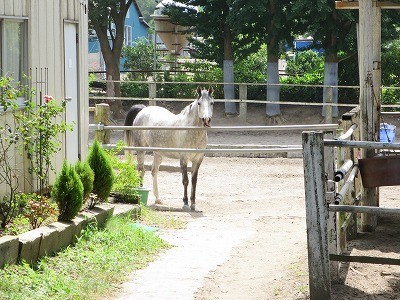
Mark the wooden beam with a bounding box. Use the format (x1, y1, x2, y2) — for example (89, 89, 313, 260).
(330, 254, 400, 265)
(336, 1, 400, 9)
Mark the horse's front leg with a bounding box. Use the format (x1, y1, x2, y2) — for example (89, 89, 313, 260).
(180, 157, 190, 211)
(190, 157, 203, 211)
(152, 153, 163, 204)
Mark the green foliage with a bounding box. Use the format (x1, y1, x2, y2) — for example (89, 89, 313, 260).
(0, 76, 30, 228)
(51, 161, 83, 221)
(74, 160, 94, 201)
(382, 40, 400, 108)
(14, 95, 72, 194)
(107, 142, 142, 203)
(234, 44, 267, 100)
(122, 38, 154, 78)
(87, 140, 115, 207)
(0, 215, 168, 300)
(286, 50, 324, 75)
(17, 193, 57, 229)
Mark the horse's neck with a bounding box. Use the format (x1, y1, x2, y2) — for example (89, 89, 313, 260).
(180, 101, 201, 126)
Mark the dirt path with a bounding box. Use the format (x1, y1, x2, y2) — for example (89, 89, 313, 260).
(115, 157, 309, 300)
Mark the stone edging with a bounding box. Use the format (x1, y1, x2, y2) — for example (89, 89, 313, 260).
(0, 203, 140, 268)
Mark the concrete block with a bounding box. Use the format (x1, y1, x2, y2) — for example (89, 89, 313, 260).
(0, 235, 19, 268)
(113, 203, 141, 219)
(71, 214, 88, 241)
(86, 204, 114, 228)
(18, 228, 43, 264)
(39, 222, 76, 257)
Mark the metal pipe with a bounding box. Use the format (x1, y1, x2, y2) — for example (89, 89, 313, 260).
(89, 124, 339, 132)
(337, 124, 358, 140)
(334, 165, 359, 204)
(329, 204, 400, 215)
(334, 159, 354, 182)
(98, 144, 303, 154)
(325, 139, 400, 150)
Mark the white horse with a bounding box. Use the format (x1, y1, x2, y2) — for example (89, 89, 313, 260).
(124, 86, 214, 211)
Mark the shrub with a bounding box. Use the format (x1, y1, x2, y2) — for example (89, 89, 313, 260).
(51, 161, 83, 221)
(75, 160, 94, 201)
(107, 143, 142, 203)
(87, 140, 115, 207)
(17, 193, 57, 229)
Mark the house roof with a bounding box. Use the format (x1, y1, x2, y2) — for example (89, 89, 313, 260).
(133, 0, 150, 28)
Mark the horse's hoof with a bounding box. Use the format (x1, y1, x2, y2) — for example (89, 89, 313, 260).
(182, 205, 190, 212)
(190, 204, 196, 211)
(155, 199, 163, 205)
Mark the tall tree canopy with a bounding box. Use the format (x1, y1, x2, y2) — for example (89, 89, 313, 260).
(165, 0, 266, 114)
(89, 0, 134, 118)
(293, 0, 357, 117)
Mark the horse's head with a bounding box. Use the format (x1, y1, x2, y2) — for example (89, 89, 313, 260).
(196, 86, 214, 128)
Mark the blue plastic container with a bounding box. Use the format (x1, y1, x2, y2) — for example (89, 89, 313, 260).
(380, 123, 396, 143)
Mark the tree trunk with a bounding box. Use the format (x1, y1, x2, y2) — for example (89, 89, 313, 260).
(266, 53, 281, 117)
(322, 52, 339, 117)
(265, 0, 282, 121)
(265, 38, 281, 118)
(223, 22, 237, 115)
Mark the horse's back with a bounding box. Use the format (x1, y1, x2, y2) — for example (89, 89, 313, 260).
(132, 105, 207, 160)
(134, 106, 176, 126)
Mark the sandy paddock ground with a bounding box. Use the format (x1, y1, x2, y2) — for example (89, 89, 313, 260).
(109, 104, 400, 300)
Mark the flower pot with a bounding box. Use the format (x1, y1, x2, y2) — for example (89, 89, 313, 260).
(136, 187, 151, 206)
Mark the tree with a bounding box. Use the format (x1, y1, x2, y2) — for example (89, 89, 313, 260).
(88, 0, 134, 118)
(230, 0, 304, 122)
(165, 0, 263, 115)
(136, 0, 157, 23)
(293, 0, 357, 117)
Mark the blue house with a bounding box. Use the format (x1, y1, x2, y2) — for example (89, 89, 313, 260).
(88, 1, 150, 72)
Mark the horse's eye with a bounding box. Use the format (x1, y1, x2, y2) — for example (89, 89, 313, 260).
(197, 101, 201, 105)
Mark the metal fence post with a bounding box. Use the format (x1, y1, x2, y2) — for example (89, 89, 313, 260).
(94, 103, 110, 144)
(302, 131, 331, 300)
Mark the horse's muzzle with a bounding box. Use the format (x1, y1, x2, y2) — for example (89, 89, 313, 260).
(202, 118, 211, 127)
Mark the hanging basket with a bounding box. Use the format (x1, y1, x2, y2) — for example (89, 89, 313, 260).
(358, 155, 400, 188)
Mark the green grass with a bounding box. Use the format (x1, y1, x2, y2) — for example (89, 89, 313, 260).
(140, 205, 186, 229)
(0, 214, 169, 300)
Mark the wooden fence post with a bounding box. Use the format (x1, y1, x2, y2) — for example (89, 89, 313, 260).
(239, 84, 247, 122)
(302, 131, 331, 300)
(325, 86, 333, 124)
(94, 103, 110, 144)
(148, 81, 156, 106)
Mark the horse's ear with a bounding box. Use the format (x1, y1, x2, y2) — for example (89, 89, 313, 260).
(197, 86, 202, 97)
(208, 86, 214, 96)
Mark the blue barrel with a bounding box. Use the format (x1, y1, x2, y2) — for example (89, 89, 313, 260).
(380, 123, 396, 143)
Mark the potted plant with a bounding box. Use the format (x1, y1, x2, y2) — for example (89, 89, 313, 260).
(107, 142, 149, 205)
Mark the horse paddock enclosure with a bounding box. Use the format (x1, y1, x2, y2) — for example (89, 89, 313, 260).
(89, 103, 400, 299)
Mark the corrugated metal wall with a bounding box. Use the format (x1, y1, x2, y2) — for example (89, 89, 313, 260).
(0, 0, 88, 193)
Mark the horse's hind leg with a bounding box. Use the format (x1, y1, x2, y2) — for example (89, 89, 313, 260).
(180, 157, 190, 211)
(136, 151, 145, 185)
(152, 153, 163, 204)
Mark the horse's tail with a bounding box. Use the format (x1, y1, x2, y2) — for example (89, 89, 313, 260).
(124, 104, 146, 152)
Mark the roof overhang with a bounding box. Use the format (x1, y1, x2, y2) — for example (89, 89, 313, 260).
(335, 1, 400, 9)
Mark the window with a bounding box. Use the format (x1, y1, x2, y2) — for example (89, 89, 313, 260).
(124, 25, 132, 46)
(0, 19, 27, 107)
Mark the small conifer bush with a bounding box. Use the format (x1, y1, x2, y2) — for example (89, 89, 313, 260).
(51, 161, 84, 221)
(87, 140, 115, 206)
(75, 160, 94, 201)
